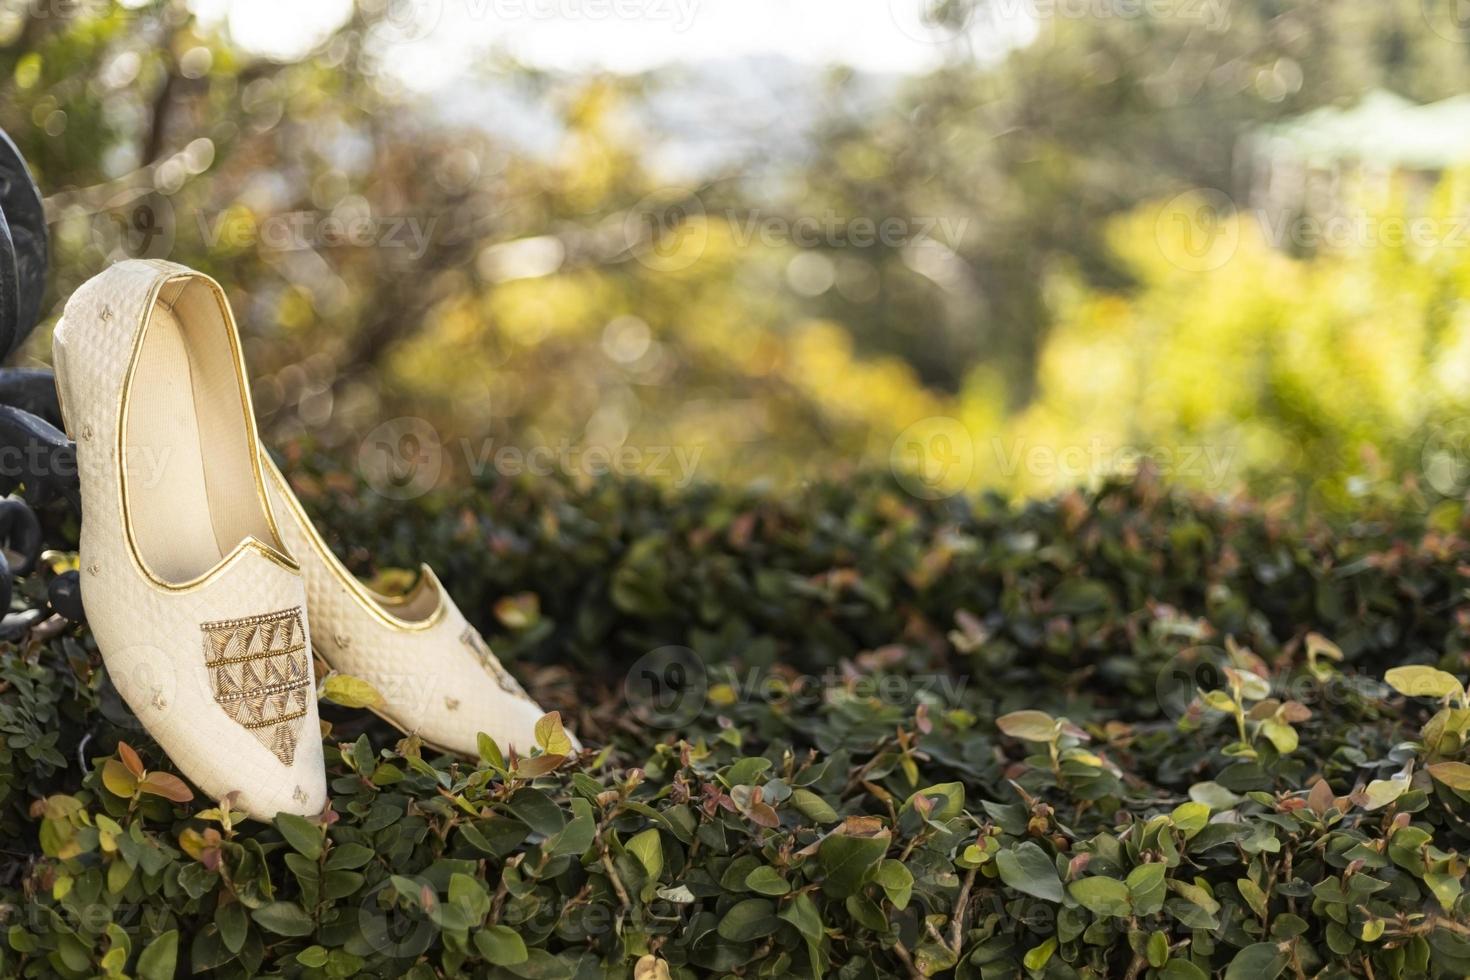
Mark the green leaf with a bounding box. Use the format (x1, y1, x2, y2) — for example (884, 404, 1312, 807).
(995, 841, 1063, 903)
(534, 711, 573, 755)
(818, 831, 891, 899)
(996, 710, 1057, 742)
(1161, 960, 1209, 980)
(1237, 878, 1269, 919)
(1069, 875, 1131, 917)
(1426, 761, 1470, 791)
(1384, 666, 1464, 700)
(101, 759, 138, 799)
(547, 814, 595, 857)
(1167, 879, 1221, 916)
(502, 948, 574, 979)
(325, 842, 375, 870)
(1202, 689, 1238, 712)
(297, 946, 329, 968)
(872, 859, 914, 910)
(914, 942, 959, 975)
(135, 929, 178, 980)
(778, 892, 824, 943)
(216, 901, 248, 954)
(1126, 863, 1166, 898)
(506, 788, 566, 836)
(1140, 934, 1164, 969)
(745, 865, 791, 896)
(901, 781, 964, 821)
(1259, 719, 1298, 754)
(1223, 942, 1289, 980)
(790, 788, 839, 823)
(475, 925, 529, 966)
(477, 732, 506, 770)
(320, 673, 385, 709)
(717, 898, 779, 941)
(1424, 871, 1463, 910)
(251, 901, 314, 937)
(1363, 774, 1410, 811)
(274, 812, 322, 861)
(1170, 801, 1211, 838)
(1146, 930, 1169, 968)
(626, 828, 663, 881)
(1023, 936, 1057, 971)
(450, 872, 490, 922)
(1189, 781, 1243, 810)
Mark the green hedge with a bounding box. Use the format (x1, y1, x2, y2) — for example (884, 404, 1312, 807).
(4, 461, 1470, 978)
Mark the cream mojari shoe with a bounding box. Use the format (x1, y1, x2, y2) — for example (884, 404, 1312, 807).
(261, 454, 557, 757)
(53, 259, 326, 819)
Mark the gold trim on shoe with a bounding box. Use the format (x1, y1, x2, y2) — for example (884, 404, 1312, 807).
(262, 455, 448, 633)
(51, 333, 74, 440)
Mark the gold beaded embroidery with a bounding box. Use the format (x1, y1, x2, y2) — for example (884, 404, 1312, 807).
(460, 627, 530, 699)
(202, 607, 310, 765)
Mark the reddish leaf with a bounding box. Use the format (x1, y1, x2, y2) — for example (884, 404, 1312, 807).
(1306, 778, 1334, 817)
(138, 771, 194, 803)
(117, 741, 145, 778)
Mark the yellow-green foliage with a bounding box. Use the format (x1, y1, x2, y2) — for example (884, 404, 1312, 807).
(987, 175, 1470, 506)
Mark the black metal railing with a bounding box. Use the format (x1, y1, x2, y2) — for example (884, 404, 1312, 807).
(0, 125, 82, 627)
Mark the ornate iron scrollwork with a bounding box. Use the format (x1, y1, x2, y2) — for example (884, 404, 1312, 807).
(0, 124, 82, 625)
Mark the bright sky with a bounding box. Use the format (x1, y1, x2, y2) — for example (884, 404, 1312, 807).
(189, 0, 1034, 85)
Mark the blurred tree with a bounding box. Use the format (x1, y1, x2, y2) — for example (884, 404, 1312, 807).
(791, 0, 1470, 400)
(1, 0, 1468, 509)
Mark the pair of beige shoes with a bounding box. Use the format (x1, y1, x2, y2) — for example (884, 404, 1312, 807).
(52, 259, 566, 819)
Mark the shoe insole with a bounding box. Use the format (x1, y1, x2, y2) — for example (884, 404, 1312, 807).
(125, 291, 264, 584)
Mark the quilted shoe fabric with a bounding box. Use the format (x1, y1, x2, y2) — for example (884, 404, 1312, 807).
(261, 454, 564, 758)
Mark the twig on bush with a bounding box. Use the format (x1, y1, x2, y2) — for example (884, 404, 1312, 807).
(948, 866, 977, 955)
(600, 847, 632, 912)
(890, 939, 923, 980)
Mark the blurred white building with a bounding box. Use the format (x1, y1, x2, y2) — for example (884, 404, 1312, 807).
(1245, 90, 1470, 250)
